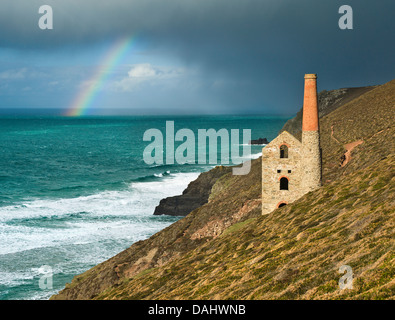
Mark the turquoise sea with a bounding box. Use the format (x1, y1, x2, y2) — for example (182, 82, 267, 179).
(0, 115, 288, 300)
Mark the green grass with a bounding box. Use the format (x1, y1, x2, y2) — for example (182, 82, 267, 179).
(221, 218, 256, 236)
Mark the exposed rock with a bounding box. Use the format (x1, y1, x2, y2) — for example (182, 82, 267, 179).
(153, 165, 232, 216)
(190, 199, 261, 240)
(249, 138, 269, 145)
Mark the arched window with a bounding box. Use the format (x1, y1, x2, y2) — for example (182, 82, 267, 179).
(280, 177, 289, 190)
(280, 145, 288, 158)
(278, 202, 287, 208)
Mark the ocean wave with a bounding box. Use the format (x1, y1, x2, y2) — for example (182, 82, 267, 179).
(0, 171, 200, 256)
(233, 152, 262, 161)
(133, 170, 171, 182)
(240, 143, 267, 146)
(148, 162, 196, 170)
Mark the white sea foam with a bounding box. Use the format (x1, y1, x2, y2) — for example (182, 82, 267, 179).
(0, 171, 201, 299)
(240, 143, 267, 146)
(250, 152, 263, 159)
(234, 151, 262, 161)
(0, 172, 200, 256)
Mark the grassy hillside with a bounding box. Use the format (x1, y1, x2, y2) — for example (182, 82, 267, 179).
(51, 79, 395, 300)
(96, 155, 394, 299)
(281, 86, 376, 137)
(51, 162, 262, 300)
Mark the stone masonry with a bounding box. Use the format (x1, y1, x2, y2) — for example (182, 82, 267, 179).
(262, 74, 322, 215)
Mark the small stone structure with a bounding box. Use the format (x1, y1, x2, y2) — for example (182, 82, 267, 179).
(262, 74, 322, 215)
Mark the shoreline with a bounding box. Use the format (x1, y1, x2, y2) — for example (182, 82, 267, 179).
(0, 170, 204, 300)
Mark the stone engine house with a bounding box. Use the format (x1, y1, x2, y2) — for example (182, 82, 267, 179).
(261, 74, 322, 215)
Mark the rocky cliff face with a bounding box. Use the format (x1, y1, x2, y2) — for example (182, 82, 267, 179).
(153, 166, 232, 216)
(51, 79, 394, 300)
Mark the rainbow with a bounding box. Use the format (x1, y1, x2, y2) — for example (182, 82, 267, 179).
(65, 36, 134, 117)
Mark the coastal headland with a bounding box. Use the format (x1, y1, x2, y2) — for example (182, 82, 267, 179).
(51, 79, 395, 300)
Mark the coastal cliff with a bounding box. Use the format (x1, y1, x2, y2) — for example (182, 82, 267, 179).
(51, 79, 395, 300)
(154, 85, 377, 217)
(153, 166, 232, 216)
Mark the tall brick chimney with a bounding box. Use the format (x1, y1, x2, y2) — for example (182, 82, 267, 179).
(302, 74, 322, 192)
(302, 74, 319, 132)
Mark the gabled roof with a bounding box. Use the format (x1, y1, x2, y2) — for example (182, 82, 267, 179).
(263, 130, 302, 151)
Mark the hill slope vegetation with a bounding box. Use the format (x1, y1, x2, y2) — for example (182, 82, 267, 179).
(52, 79, 395, 300)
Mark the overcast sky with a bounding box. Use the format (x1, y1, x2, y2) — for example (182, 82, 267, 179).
(0, 0, 394, 115)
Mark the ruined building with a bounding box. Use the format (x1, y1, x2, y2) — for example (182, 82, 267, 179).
(262, 74, 322, 215)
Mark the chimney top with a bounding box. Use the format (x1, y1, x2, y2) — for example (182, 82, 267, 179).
(304, 74, 317, 79)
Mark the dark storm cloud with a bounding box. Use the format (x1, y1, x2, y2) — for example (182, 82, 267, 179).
(0, 0, 289, 47)
(0, 0, 394, 113)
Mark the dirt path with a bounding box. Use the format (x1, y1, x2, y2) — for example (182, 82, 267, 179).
(341, 140, 364, 167)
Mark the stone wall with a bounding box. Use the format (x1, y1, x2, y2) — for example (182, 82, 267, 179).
(261, 131, 304, 215)
(301, 131, 322, 193)
(261, 74, 322, 215)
